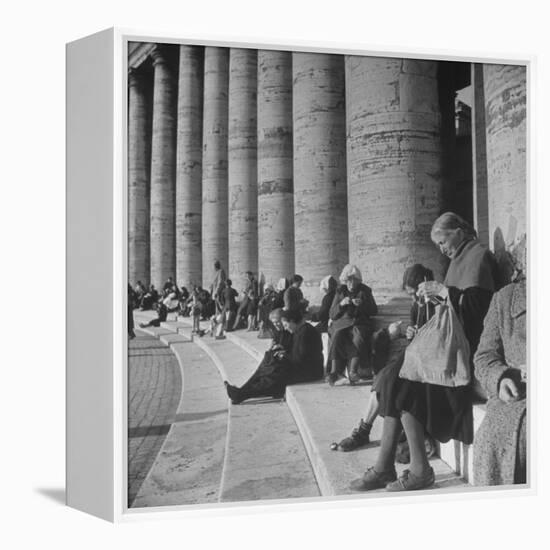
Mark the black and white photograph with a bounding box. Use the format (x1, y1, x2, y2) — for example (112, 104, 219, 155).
(126, 40, 527, 508)
(7, 0, 550, 546)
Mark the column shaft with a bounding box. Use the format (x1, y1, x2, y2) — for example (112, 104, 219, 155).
(472, 63, 490, 247)
(128, 70, 151, 287)
(150, 47, 177, 290)
(202, 47, 229, 288)
(228, 48, 258, 283)
(257, 50, 294, 287)
(176, 46, 203, 289)
(483, 64, 527, 277)
(346, 57, 445, 298)
(293, 53, 348, 303)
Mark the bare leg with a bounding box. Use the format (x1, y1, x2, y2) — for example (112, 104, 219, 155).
(401, 411, 431, 477)
(362, 391, 380, 425)
(374, 416, 402, 472)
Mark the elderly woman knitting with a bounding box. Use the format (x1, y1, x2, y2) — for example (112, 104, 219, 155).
(326, 264, 378, 385)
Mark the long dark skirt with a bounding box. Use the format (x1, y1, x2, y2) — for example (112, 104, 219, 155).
(374, 346, 474, 444)
(329, 324, 372, 363)
(237, 351, 291, 398)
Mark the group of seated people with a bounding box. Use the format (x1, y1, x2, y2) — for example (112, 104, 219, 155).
(222, 212, 527, 492)
(129, 212, 527, 491)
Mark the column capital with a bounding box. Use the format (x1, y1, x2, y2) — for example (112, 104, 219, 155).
(150, 46, 170, 67)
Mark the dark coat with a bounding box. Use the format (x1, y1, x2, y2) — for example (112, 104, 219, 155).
(329, 283, 377, 330)
(287, 322, 324, 384)
(327, 283, 378, 362)
(220, 287, 238, 313)
(284, 286, 306, 313)
(311, 289, 336, 333)
(473, 279, 527, 486)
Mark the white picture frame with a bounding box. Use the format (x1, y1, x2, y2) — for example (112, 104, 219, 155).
(66, 27, 533, 522)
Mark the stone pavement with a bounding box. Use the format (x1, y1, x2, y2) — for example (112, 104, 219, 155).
(127, 333, 181, 506)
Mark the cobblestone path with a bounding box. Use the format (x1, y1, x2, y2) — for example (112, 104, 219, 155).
(127, 332, 181, 506)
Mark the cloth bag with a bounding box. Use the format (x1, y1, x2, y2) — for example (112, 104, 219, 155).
(399, 299, 471, 387)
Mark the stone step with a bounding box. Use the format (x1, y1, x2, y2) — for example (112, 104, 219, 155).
(178, 330, 319, 502)
(222, 317, 487, 487)
(286, 382, 468, 496)
(136, 311, 321, 503)
(133, 309, 472, 500)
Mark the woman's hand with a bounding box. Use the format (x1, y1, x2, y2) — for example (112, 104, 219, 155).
(340, 297, 351, 306)
(498, 378, 520, 403)
(406, 325, 417, 340)
(417, 281, 448, 301)
(351, 298, 362, 306)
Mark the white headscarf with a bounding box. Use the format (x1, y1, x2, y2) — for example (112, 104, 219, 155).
(276, 278, 287, 291)
(339, 264, 362, 283)
(319, 275, 333, 293)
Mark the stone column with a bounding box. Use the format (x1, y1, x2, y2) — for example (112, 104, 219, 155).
(149, 47, 177, 290)
(202, 47, 229, 289)
(346, 57, 446, 298)
(228, 48, 258, 283)
(176, 45, 203, 289)
(483, 64, 527, 279)
(293, 53, 348, 303)
(128, 69, 151, 287)
(257, 50, 294, 288)
(471, 63, 489, 247)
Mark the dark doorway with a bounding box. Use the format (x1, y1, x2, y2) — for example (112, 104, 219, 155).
(438, 61, 473, 225)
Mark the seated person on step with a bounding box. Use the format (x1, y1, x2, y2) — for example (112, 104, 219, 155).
(138, 300, 168, 328)
(139, 284, 159, 311)
(280, 308, 324, 385)
(325, 264, 378, 386)
(473, 266, 526, 486)
(283, 274, 309, 314)
(224, 308, 293, 404)
(309, 275, 338, 334)
(333, 264, 433, 452)
(351, 213, 497, 493)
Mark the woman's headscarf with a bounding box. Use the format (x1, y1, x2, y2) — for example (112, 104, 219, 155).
(276, 278, 288, 292)
(319, 275, 337, 293)
(339, 264, 362, 284)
